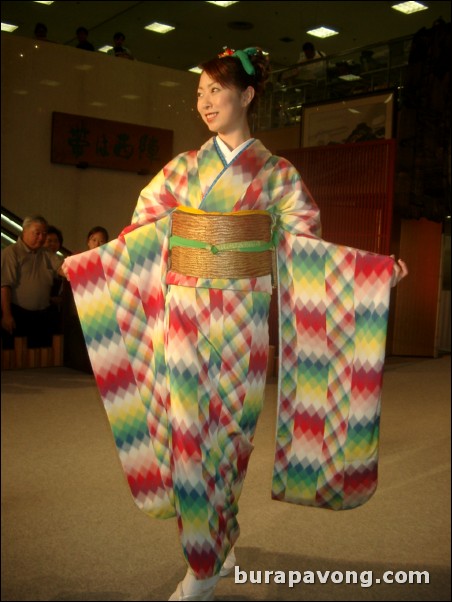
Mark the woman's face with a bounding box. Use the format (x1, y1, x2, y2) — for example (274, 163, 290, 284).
(87, 232, 107, 249)
(197, 71, 252, 137)
(44, 233, 61, 254)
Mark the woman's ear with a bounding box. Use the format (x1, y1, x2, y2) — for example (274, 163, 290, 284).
(242, 86, 255, 107)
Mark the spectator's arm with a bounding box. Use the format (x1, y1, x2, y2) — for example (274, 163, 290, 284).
(1, 286, 15, 334)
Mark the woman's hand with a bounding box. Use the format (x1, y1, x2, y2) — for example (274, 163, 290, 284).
(1, 313, 15, 335)
(390, 256, 408, 287)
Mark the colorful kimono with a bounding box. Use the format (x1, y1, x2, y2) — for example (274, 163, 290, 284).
(65, 137, 393, 579)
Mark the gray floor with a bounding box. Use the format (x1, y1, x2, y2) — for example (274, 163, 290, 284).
(1, 355, 451, 601)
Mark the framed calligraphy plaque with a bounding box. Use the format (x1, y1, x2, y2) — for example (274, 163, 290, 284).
(51, 112, 173, 175)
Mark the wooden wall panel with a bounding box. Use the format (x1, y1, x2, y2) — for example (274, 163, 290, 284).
(269, 140, 397, 353)
(389, 218, 442, 356)
(279, 139, 396, 254)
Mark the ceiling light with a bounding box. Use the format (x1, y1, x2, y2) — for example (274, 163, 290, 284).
(1, 23, 18, 32)
(189, 66, 203, 74)
(40, 79, 61, 86)
(307, 26, 338, 38)
(144, 22, 175, 34)
(159, 81, 181, 87)
(206, 2, 239, 7)
(339, 74, 361, 81)
(34, 1, 54, 4)
(391, 2, 428, 14)
(98, 45, 113, 53)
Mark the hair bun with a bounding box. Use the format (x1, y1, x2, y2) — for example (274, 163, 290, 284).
(247, 48, 270, 95)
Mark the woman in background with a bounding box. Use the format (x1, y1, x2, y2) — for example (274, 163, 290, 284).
(86, 226, 109, 250)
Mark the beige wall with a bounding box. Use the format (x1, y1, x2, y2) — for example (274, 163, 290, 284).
(1, 34, 207, 251)
(254, 125, 300, 154)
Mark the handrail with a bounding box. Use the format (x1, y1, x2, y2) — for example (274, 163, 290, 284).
(255, 33, 414, 131)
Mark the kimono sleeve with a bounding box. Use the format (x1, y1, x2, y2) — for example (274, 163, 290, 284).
(268, 158, 322, 239)
(120, 153, 185, 237)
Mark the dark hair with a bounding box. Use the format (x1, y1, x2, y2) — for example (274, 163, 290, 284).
(34, 22, 47, 36)
(200, 48, 270, 113)
(302, 42, 315, 52)
(76, 26, 89, 35)
(47, 225, 64, 246)
(87, 226, 109, 242)
(113, 32, 125, 41)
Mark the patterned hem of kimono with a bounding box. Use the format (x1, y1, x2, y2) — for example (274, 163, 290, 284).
(64, 218, 273, 578)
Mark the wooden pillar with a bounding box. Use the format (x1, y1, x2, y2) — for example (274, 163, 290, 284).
(52, 334, 63, 366)
(388, 218, 443, 356)
(14, 337, 27, 369)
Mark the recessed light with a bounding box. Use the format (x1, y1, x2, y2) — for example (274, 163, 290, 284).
(339, 74, 361, 81)
(159, 81, 181, 87)
(144, 22, 175, 34)
(40, 79, 60, 86)
(307, 26, 338, 38)
(391, 2, 428, 14)
(206, 1, 239, 7)
(1, 22, 18, 32)
(34, 1, 54, 4)
(189, 66, 203, 74)
(98, 45, 113, 53)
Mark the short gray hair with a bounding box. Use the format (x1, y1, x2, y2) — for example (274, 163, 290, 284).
(22, 215, 48, 231)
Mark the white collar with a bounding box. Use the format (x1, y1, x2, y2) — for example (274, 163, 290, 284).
(216, 136, 254, 163)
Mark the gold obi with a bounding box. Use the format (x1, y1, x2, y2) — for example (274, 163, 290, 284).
(169, 208, 274, 279)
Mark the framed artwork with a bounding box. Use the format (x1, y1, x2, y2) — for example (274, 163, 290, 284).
(51, 112, 173, 175)
(301, 91, 395, 148)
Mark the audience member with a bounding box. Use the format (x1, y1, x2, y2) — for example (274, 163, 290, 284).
(44, 226, 65, 333)
(34, 22, 48, 41)
(76, 26, 95, 52)
(33, 22, 58, 44)
(44, 225, 64, 254)
(1, 215, 64, 350)
(87, 226, 109, 249)
(107, 32, 134, 60)
(298, 41, 326, 62)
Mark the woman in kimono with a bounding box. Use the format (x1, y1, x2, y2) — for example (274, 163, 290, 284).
(63, 47, 407, 601)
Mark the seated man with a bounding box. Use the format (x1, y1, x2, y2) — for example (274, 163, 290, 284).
(1, 215, 64, 349)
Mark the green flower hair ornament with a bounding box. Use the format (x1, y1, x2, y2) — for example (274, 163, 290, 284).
(232, 47, 258, 75)
(219, 46, 259, 76)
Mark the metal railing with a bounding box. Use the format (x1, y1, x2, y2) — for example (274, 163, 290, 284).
(254, 35, 413, 131)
